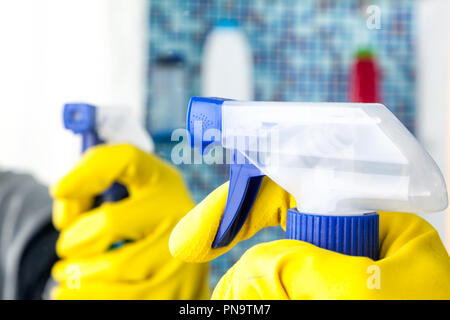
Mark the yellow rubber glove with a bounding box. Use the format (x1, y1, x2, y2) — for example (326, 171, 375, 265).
(51, 144, 209, 300)
(170, 178, 450, 299)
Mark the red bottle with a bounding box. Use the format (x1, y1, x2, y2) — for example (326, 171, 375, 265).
(349, 49, 382, 103)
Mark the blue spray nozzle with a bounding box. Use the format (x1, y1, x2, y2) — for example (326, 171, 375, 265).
(187, 97, 228, 153)
(63, 103, 103, 152)
(63, 103, 96, 134)
(187, 97, 264, 248)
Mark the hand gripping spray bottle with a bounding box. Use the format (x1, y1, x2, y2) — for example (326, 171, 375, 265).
(187, 97, 448, 260)
(63, 103, 154, 203)
(63, 103, 154, 247)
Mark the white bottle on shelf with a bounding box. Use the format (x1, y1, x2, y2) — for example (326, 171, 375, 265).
(201, 19, 253, 100)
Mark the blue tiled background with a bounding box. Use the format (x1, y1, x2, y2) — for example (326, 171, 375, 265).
(147, 0, 416, 289)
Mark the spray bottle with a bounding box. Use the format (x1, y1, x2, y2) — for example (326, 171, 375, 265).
(63, 103, 153, 247)
(187, 97, 448, 260)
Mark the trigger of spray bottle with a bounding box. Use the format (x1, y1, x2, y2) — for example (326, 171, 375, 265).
(186, 97, 265, 248)
(187, 97, 383, 259)
(63, 103, 130, 249)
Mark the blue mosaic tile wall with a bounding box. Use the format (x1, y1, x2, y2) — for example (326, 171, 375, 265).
(147, 0, 416, 290)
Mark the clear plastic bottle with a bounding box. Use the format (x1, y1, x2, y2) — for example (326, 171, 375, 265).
(220, 100, 448, 215)
(202, 19, 253, 100)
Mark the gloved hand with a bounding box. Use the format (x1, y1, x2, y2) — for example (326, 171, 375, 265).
(169, 178, 450, 299)
(51, 144, 209, 300)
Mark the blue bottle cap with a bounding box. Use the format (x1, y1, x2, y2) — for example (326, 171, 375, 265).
(215, 19, 239, 28)
(286, 209, 379, 260)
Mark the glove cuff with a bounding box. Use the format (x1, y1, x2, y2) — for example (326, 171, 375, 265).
(286, 209, 379, 260)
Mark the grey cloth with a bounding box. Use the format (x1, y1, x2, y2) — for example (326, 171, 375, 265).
(0, 171, 57, 299)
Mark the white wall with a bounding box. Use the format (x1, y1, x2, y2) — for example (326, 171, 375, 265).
(417, 0, 450, 249)
(0, 0, 148, 185)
